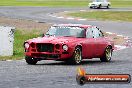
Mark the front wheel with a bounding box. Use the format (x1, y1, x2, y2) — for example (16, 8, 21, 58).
(25, 56, 38, 65)
(71, 47, 82, 65)
(100, 46, 112, 62)
(98, 4, 102, 9)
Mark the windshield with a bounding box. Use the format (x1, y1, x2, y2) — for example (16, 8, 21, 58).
(45, 26, 85, 38)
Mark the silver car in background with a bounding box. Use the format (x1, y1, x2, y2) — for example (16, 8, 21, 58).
(89, 0, 111, 9)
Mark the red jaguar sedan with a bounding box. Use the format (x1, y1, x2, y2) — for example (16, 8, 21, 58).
(24, 24, 114, 65)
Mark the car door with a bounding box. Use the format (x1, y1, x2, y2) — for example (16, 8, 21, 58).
(82, 27, 95, 58)
(100, 0, 105, 7)
(92, 27, 106, 57)
(103, 0, 108, 6)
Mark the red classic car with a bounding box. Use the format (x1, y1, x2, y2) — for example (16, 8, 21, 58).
(24, 24, 114, 65)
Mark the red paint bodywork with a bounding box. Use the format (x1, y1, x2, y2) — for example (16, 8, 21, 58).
(24, 24, 114, 61)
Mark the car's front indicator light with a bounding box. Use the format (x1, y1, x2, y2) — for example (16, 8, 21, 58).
(24, 43, 30, 49)
(62, 44, 68, 51)
(30, 42, 35, 48)
(55, 44, 60, 49)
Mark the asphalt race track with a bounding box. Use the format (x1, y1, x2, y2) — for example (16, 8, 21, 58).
(0, 7, 132, 88)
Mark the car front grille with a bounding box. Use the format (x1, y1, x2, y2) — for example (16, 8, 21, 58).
(36, 43, 54, 52)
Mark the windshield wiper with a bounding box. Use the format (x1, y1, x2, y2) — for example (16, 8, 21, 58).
(45, 34, 54, 37)
(63, 36, 73, 37)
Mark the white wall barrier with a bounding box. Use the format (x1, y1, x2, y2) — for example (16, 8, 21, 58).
(0, 26, 15, 56)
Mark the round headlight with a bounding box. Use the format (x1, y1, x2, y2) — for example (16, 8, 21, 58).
(24, 43, 29, 49)
(62, 45, 68, 51)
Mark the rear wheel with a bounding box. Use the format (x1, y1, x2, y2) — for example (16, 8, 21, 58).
(100, 46, 112, 62)
(25, 56, 38, 65)
(107, 4, 110, 9)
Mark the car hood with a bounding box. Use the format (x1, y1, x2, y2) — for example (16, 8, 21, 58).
(89, 2, 110, 5)
(89, 2, 101, 4)
(27, 36, 83, 44)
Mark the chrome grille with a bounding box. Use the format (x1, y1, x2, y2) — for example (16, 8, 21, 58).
(37, 43, 54, 52)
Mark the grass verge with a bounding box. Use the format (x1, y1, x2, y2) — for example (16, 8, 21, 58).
(0, 16, 50, 61)
(0, 0, 132, 7)
(68, 11, 132, 22)
(0, 29, 41, 61)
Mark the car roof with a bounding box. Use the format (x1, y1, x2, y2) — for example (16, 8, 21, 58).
(53, 24, 93, 29)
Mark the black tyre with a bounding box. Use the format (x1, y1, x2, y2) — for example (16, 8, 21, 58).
(107, 4, 110, 9)
(25, 56, 38, 65)
(90, 7, 93, 9)
(71, 47, 82, 64)
(100, 46, 112, 62)
(98, 4, 102, 9)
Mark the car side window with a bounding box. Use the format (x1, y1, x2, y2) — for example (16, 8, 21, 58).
(92, 27, 100, 38)
(92, 27, 104, 38)
(86, 28, 94, 38)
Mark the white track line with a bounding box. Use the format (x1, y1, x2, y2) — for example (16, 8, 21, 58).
(6, 60, 13, 62)
(106, 32, 113, 34)
(80, 10, 87, 12)
(57, 16, 64, 19)
(77, 18, 87, 21)
(117, 35, 124, 37)
(66, 17, 75, 20)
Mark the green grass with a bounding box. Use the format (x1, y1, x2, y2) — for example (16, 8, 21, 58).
(111, 0, 132, 7)
(68, 11, 132, 22)
(0, 0, 131, 7)
(0, 29, 41, 61)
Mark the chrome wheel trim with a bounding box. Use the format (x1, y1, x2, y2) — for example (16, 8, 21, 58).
(74, 49, 82, 64)
(105, 47, 112, 61)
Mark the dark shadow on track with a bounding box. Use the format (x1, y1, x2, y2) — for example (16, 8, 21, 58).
(90, 8, 111, 9)
(36, 59, 116, 66)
